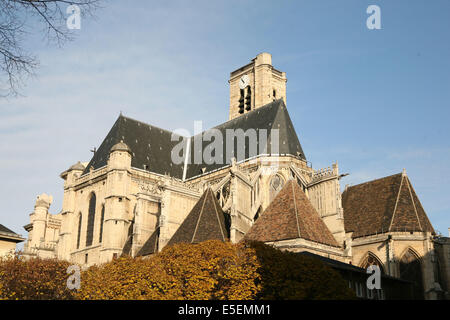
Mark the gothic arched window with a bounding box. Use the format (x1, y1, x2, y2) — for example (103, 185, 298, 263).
(400, 248, 424, 299)
(99, 205, 105, 243)
(360, 252, 385, 274)
(76, 213, 82, 249)
(86, 193, 96, 247)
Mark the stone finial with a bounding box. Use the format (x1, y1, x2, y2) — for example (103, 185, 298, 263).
(231, 157, 237, 168)
(402, 168, 407, 176)
(35, 193, 53, 208)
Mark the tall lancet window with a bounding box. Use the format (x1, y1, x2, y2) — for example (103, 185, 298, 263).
(360, 252, 385, 274)
(99, 205, 105, 243)
(238, 89, 245, 114)
(400, 248, 424, 299)
(86, 193, 96, 247)
(245, 86, 252, 111)
(76, 213, 82, 249)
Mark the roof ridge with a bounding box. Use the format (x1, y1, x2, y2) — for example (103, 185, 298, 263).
(0, 224, 20, 236)
(120, 114, 183, 137)
(407, 179, 435, 234)
(345, 172, 403, 190)
(405, 177, 423, 231)
(191, 189, 209, 243)
(291, 181, 302, 238)
(130, 100, 283, 142)
(210, 188, 226, 241)
(388, 174, 405, 231)
(212, 99, 283, 128)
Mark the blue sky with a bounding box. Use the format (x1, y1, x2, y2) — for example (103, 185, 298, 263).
(1, 0, 449, 242)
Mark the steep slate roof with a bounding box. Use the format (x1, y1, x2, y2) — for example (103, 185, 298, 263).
(244, 180, 339, 247)
(166, 188, 229, 246)
(185, 99, 306, 178)
(82, 100, 306, 180)
(136, 228, 160, 257)
(82, 115, 186, 178)
(342, 173, 435, 239)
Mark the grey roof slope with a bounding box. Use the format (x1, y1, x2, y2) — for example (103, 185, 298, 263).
(185, 99, 305, 178)
(82, 100, 306, 179)
(0, 224, 16, 235)
(136, 228, 160, 257)
(0, 224, 24, 242)
(82, 115, 186, 178)
(166, 188, 229, 246)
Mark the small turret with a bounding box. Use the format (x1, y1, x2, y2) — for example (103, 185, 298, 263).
(108, 141, 132, 170)
(28, 193, 53, 249)
(60, 161, 85, 186)
(69, 161, 85, 171)
(35, 193, 53, 211)
(100, 140, 133, 263)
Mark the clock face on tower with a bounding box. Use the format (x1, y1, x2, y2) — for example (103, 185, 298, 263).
(239, 74, 250, 90)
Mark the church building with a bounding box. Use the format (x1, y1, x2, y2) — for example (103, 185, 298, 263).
(22, 53, 450, 299)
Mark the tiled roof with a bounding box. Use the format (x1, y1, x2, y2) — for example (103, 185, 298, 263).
(342, 173, 435, 238)
(166, 188, 229, 246)
(82, 99, 306, 179)
(244, 180, 339, 247)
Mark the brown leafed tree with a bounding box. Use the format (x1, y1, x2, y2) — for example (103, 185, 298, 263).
(0, 0, 102, 97)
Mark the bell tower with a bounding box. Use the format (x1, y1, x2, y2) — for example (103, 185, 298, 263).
(228, 53, 287, 120)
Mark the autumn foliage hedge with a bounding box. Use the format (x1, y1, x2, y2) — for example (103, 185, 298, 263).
(0, 240, 355, 300)
(0, 255, 74, 300)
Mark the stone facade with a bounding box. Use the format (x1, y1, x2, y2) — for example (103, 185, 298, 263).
(22, 53, 450, 299)
(229, 53, 287, 120)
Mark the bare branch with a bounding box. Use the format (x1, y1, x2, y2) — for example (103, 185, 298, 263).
(0, 0, 103, 97)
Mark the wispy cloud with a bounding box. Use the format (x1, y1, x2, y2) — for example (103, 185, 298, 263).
(1, 0, 450, 240)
